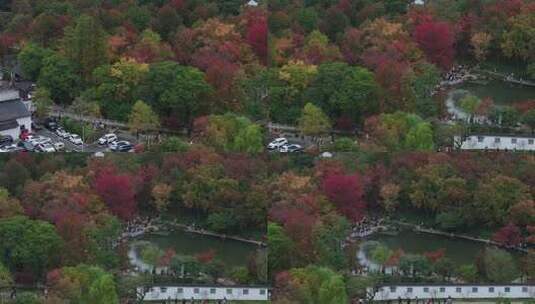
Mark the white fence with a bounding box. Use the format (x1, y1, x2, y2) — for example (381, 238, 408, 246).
(369, 284, 535, 301)
(139, 285, 270, 302)
(454, 135, 535, 151)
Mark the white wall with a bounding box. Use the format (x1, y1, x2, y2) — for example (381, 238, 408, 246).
(370, 285, 535, 301)
(139, 286, 270, 301)
(454, 135, 535, 151)
(0, 126, 20, 139)
(17, 116, 32, 133)
(0, 116, 31, 140)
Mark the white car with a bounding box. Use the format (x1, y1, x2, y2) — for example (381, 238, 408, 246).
(109, 140, 130, 151)
(36, 143, 56, 153)
(279, 143, 303, 153)
(0, 144, 20, 153)
(29, 136, 52, 146)
(267, 137, 288, 150)
(98, 133, 118, 145)
(56, 128, 69, 138)
(53, 142, 65, 151)
(69, 134, 83, 145)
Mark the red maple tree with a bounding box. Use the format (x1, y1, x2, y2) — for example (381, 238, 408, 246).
(93, 172, 137, 220)
(492, 223, 523, 247)
(414, 21, 455, 69)
(322, 173, 366, 221)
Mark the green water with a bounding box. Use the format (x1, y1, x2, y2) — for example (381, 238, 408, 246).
(362, 230, 521, 266)
(136, 230, 260, 267)
(458, 80, 535, 105)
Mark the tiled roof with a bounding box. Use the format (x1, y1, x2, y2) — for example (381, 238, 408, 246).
(0, 99, 30, 122)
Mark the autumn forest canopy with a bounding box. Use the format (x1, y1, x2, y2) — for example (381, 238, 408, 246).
(0, 0, 534, 303)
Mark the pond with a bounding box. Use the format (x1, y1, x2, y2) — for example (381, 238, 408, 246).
(128, 229, 261, 271)
(357, 230, 522, 271)
(457, 80, 535, 105)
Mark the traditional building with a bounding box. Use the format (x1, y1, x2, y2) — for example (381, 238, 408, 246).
(454, 134, 535, 151)
(369, 284, 535, 301)
(0, 88, 32, 139)
(138, 285, 270, 302)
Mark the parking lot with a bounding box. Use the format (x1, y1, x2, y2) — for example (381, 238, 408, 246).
(0, 117, 139, 153)
(35, 128, 109, 153)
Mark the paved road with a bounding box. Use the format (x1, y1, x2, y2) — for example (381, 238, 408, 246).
(35, 128, 137, 153)
(36, 128, 108, 153)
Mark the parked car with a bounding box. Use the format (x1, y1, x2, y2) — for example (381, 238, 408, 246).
(29, 136, 52, 146)
(0, 135, 13, 147)
(56, 128, 69, 138)
(44, 118, 59, 131)
(69, 134, 83, 145)
(0, 144, 20, 153)
(17, 141, 35, 152)
(53, 142, 65, 151)
(267, 137, 288, 150)
(279, 144, 303, 153)
(109, 140, 130, 151)
(35, 143, 56, 153)
(116, 143, 134, 152)
(98, 133, 118, 145)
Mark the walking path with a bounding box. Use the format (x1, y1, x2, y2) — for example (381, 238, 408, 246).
(48, 106, 186, 135)
(116, 216, 266, 247)
(163, 221, 266, 247)
(390, 220, 530, 253)
(475, 69, 535, 87)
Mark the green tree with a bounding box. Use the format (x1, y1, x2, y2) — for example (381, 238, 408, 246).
(399, 254, 431, 277)
(141, 61, 212, 130)
(0, 262, 12, 286)
(232, 124, 264, 154)
(91, 57, 149, 121)
(474, 175, 530, 226)
(157, 137, 189, 152)
(371, 244, 392, 273)
(522, 109, 535, 133)
(296, 8, 318, 33)
(482, 248, 519, 282)
(32, 87, 53, 118)
(332, 137, 358, 152)
(203, 113, 263, 154)
(313, 214, 350, 270)
(490, 106, 520, 128)
(14, 293, 40, 304)
(409, 63, 441, 118)
(434, 258, 455, 280)
(306, 62, 379, 124)
(17, 43, 53, 80)
(404, 122, 435, 150)
(457, 264, 478, 282)
(458, 94, 481, 123)
(38, 54, 80, 103)
(374, 112, 434, 151)
(289, 265, 348, 304)
(0, 216, 62, 278)
(299, 103, 331, 136)
(0, 186, 23, 218)
(268, 222, 295, 276)
(318, 274, 348, 304)
(88, 272, 119, 304)
(60, 264, 119, 304)
(128, 100, 160, 139)
(502, 12, 535, 61)
(63, 14, 108, 82)
(85, 214, 121, 269)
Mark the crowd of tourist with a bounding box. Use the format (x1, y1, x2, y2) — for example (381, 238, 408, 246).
(349, 216, 385, 239)
(119, 216, 156, 242)
(443, 65, 471, 84)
